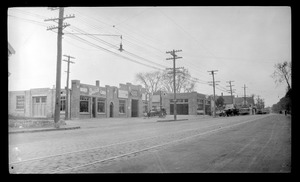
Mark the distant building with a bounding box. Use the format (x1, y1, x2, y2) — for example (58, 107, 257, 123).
(234, 96, 255, 108)
(215, 93, 235, 106)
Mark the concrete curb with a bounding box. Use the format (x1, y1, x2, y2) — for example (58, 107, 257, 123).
(157, 119, 189, 122)
(9, 126, 80, 134)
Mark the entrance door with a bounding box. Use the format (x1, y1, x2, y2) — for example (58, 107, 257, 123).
(32, 96, 47, 117)
(92, 97, 96, 118)
(131, 99, 138, 117)
(109, 102, 113, 117)
(170, 104, 189, 115)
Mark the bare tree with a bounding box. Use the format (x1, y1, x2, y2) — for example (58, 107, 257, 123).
(161, 68, 196, 93)
(135, 71, 163, 94)
(271, 61, 291, 90)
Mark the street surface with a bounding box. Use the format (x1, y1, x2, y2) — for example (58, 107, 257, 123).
(8, 114, 291, 173)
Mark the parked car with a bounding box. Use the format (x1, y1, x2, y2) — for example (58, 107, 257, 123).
(239, 107, 251, 115)
(197, 109, 205, 115)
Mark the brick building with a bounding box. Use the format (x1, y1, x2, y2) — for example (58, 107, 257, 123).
(9, 80, 147, 119)
(70, 80, 146, 119)
(152, 92, 211, 115)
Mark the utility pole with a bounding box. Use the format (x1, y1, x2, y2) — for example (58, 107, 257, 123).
(63, 55, 75, 120)
(208, 70, 219, 117)
(242, 84, 248, 106)
(45, 8, 74, 128)
(226, 81, 235, 104)
(166, 50, 183, 121)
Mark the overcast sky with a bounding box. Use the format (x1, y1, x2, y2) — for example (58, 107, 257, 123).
(8, 6, 291, 107)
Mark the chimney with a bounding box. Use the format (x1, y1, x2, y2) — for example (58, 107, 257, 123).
(96, 80, 100, 87)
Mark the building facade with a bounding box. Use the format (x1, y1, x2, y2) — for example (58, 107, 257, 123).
(8, 88, 70, 118)
(152, 92, 211, 115)
(70, 80, 146, 119)
(9, 80, 147, 119)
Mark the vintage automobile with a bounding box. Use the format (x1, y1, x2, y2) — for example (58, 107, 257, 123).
(239, 107, 251, 115)
(223, 104, 239, 116)
(148, 108, 167, 118)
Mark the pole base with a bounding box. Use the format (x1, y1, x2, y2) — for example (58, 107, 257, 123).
(54, 122, 60, 129)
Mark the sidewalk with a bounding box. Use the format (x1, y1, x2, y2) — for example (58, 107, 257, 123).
(9, 125, 80, 134)
(8, 115, 210, 134)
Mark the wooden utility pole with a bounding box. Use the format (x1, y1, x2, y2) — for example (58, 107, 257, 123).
(208, 70, 219, 117)
(166, 50, 182, 121)
(242, 84, 248, 106)
(45, 7, 74, 128)
(63, 55, 75, 120)
(226, 81, 235, 104)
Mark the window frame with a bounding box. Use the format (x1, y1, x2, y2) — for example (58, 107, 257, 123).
(97, 98, 106, 113)
(16, 95, 25, 110)
(60, 95, 66, 112)
(119, 100, 126, 114)
(80, 95, 90, 113)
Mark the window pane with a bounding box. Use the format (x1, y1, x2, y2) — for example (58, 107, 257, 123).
(16, 96, 25, 109)
(119, 100, 125, 113)
(97, 101, 105, 113)
(35, 97, 40, 103)
(80, 101, 89, 112)
(41, 97, 47, 103)
(60, 99, 66, 111)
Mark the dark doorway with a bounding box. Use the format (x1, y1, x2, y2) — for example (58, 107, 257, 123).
(170, 104, 189, 115)
(92, 97, 96, 118)
(109, 102, 113, 117)
(131, 99, 138, 117)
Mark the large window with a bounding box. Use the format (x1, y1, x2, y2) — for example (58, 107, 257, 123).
(80, 96, 89, 113)
(97, 98, 105, 113)
(16, 96, 25, 109)
(197, 104, 204, 110)
(60, 96, 66, 111)
(119, 100, 126, 113)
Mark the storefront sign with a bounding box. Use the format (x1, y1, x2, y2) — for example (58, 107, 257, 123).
(80, 85, 106, 97)
(89, 87, 99, 96)
(80, 87, 88, 93)
(99, 89, 106, 96)
(118, 90, 128, 98)
(131, 90, 138, 97)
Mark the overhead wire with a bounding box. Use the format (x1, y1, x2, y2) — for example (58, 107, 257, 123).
(11, 8, 219, 92)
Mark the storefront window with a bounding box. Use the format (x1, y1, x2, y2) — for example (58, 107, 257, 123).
(119, 100, 125, 113)
(16, 95, 25, 109)
(197, 104, 204, 110)
(197, 99, 204, 104)
(97, 98, 105, 113)
(80, 96, 89, 112)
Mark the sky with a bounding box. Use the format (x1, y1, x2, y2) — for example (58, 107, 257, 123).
(8, 6, 291, 107)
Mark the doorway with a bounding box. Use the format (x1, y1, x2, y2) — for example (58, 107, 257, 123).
(131, 99, 138, 117)
(32, 96, 47, 117)
(109, 102, 113, 117)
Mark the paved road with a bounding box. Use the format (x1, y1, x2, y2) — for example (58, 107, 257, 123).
(9, 114, 291, 173)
